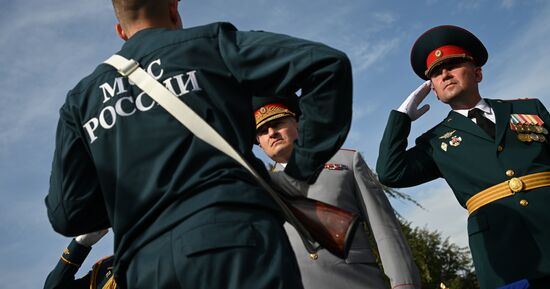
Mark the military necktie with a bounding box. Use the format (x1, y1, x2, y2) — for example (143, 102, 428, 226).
(468, 108, 496, 139)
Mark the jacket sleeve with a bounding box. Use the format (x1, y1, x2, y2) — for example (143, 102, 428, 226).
(535, 99, 550, 132)
(352, 152, 422, 289)
(376, 110, 441, 187)
(43, 239, 92, 289)
(218, 25, 352, 183)
(46, 102, 110, 236)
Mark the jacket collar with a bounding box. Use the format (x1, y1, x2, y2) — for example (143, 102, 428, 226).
(441, 98, 510, 143)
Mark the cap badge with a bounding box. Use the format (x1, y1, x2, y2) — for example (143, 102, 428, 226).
(435, 49, 443, 58)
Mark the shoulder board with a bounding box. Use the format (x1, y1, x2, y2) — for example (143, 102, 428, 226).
(340, 148, 356, 152)
(93, 255, 114, 268)
(504, 98, 538, 101)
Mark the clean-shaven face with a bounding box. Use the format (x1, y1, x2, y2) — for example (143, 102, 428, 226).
(430, 59, 482, 109)
(256, 116, 298, 163)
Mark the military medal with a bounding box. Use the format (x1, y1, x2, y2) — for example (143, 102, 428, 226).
(439, 130, 456, 139)
(510, 114, 548, 143)
(440, 142, 448, 151)
(517, 133, 532, 142)
(533, 125, 548, 134)
(449, 135, 462, 147)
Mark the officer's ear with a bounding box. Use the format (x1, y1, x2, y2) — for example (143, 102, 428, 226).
(115, 23, 128, 41)
(169, 0, 182, 28)
(475, 66, 483, 83)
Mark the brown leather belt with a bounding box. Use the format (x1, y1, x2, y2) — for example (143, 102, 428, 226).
(466, 171, 550, 214)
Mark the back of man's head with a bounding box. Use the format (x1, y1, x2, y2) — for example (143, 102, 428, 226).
(112, 0, 173, 26)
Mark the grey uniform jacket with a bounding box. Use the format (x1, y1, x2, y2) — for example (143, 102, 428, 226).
(276, 149, 421, 289)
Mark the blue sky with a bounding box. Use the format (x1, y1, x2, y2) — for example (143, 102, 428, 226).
(2, 0, 550, 288)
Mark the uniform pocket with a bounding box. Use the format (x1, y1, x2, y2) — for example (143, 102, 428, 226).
(179, 222, 256, 256)
(171, 221, 260, 289)
(467, 212, 489, 236)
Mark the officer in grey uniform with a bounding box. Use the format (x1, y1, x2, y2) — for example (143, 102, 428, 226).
(45, 1, 352, 289)
(254, 96, 421, 289)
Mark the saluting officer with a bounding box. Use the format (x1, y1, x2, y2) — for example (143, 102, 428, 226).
(44, 230, 116, 289)
(254, 95, 421, 289)
(45, 0, 352, 289)
(376, 25, 550, 289)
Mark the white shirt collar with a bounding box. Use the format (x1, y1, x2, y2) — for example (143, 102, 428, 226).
(453, 98, 494, 118)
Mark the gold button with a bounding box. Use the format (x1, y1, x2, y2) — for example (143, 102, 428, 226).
(309, 253, 318, 260)
(508, 177, 524, 193)
(506, 169, 515, 177)
(497, 145, 504, 152)
(519, 199, 529, 207)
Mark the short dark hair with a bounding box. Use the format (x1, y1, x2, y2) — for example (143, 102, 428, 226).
(111, 0, 172, 24)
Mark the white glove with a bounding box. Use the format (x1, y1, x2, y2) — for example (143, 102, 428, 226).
(269, 171, 309, 197)
(75, 229, 108, 247)
(397, 80, 431, 121)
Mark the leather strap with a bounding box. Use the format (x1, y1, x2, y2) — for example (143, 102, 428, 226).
(103, 54, 319, 253)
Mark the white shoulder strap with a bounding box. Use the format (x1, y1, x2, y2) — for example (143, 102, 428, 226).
(103, 54, 318, 252)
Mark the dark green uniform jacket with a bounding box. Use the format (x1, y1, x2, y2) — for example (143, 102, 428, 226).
(377, 98, 550, 289)
(44, 239, 115, 289)
(46, 22, 352, 285)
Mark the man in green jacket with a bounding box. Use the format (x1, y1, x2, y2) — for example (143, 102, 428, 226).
(45, 1, 352, 289)
(376, 25, 550, 289)
(44, 230, 116, 289)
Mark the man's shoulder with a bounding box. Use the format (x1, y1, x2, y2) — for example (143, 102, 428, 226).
(488, 97, 542, 107)
(332, 148, 357, 158)
(66, 64, 117, 101)
(181, 22, 238, 37)
(415, 119, 450, 145)
(326, 149, 358, 165)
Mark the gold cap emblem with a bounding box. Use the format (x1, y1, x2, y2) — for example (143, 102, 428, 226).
(435, 49, 443, 57)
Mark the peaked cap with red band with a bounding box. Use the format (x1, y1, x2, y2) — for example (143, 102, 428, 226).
(252, 95, 300, 130)
(411, 25, 488, 80)
(254, 103, 296, 129)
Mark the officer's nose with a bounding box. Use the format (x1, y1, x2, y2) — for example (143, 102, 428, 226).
(441, 68, 452, 79)
(267, 126, 277, 137)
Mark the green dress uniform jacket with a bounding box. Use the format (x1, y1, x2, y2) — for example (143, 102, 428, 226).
(45, 22, 352, 288)
(44, 239, 115, 289)
(376, 98, 550, 289)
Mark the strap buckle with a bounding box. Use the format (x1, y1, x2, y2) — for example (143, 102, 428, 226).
(118, 59, 139, 77)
